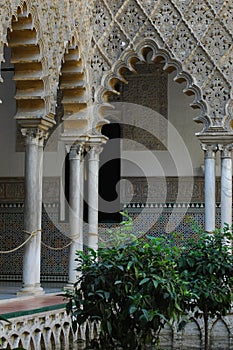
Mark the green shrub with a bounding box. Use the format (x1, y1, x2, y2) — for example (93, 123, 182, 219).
(66, 234, 191, 349)
(178, 225, 233, 350)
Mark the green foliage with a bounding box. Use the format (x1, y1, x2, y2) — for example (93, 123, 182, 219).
(177, 224, 233, 350)
(66, 232, 191, 349)
(66, 215, 233, 350)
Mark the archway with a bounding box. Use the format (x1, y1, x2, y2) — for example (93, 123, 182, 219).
(96, 45, 204, 235)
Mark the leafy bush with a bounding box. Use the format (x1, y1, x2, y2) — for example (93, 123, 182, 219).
(177, 225, 233, 350)
(66, 234, 191, 349)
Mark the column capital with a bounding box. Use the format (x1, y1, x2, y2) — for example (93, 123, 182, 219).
(87, 144, 103, 161)
(69, 143, 84, 160)
(201, 143, 218, 159)
(21, 128, 48, 146)
(218, 143, 233, 158)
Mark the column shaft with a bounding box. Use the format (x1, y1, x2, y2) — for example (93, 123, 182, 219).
(202, 144, 217, 232)
(220, 144, 233, 229)
(87, 145, 102, 251)
(34, 139, 44, 292)
(19, 131, 43, 295)
(68, 145, 83, 286)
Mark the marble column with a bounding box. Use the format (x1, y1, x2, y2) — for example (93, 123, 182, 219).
(87, 144, 102, 251)
(34, 135, 46, 293)
(18, 129, 44, 295)
(67, 144, 84, 287)
(201, 143, 217, 232)
(219, 144, 233, 229)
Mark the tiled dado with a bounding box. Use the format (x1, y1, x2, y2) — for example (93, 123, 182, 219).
(120, 176, 223, 204)
(0, 177, 60, 203)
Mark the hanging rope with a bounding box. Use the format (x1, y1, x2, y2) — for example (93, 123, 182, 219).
(41, 240, 72, 251)
(0, 229, 83, 253)
(41, 233, 80, 251)
(0, 229, 41, 254)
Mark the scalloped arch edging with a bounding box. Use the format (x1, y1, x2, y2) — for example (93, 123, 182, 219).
(95, 38, 210, 133)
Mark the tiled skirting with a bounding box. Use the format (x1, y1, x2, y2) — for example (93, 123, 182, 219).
(0, 201, 221, 282)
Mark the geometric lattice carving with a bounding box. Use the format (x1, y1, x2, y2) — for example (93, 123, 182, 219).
(220, 2, 233, 36)
(116, 0, 146, 39)
(91, 48, 111, 87)
(202, 19, 232, 63)
(135, 21, 163, 48)
(104, 0, 125, 16)
(185, 0, 214, 39)
(202, 70, 231, 126)
(138, 0, 158, 15)
(92, 0, 112, 42)
(207, 0, 225, 13)
(0, 0, 233, 134)
(101, 23, 129, 62)
(184, 46, 214, 87)
(151, 0, 181, 40)
(169, 22, 197, 62)
(220, 48, 233, 84)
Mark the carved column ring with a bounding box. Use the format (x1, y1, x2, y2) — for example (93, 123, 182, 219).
(69, 144, 84, 160)
(201, 143, 218, 159)
(219, 143, 233, 159)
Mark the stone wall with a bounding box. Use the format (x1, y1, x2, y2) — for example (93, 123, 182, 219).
(1, 307, 233, 350)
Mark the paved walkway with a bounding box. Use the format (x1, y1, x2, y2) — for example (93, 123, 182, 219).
(0, 283, 69, 318)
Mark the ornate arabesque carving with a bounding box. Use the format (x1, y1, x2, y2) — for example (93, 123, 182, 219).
(90, 0, 233, 133)
(0, 0, 232, 134)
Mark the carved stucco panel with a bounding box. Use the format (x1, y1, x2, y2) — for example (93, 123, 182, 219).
(168, 21, 197, 62)
(202, 69, 231, 126)
(90, 47, 111, 87)
(220, 2, 233, 36)
(92, 0, 112, 42)
(201, 19, 232, 63)
(116, 0, 146, 39)
(219, 48, 233, 85)
(184, 0, 215, 40)
(150, 0, 181, 41)
(207, 0, 225, 13)
(0, 0, 232, 131)
(132, 21, 164, 48)
(184, 46, 214, 87)
(101, 23, 129, 63)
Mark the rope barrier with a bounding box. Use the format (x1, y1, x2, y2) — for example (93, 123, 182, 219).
(0, 229, 41, 254)
(40, 232, 80, 250)
(0, 230, 82, 254)
(41, 241, 72, 251)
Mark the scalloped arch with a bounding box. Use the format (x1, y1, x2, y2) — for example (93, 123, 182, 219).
(3, 1, 56, 126)
(95, 38, 210, 133)
(59, 40, 87, 119)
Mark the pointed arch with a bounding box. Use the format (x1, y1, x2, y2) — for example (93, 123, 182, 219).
(210, 318, 230, 349)
(182, 318, 202, 349)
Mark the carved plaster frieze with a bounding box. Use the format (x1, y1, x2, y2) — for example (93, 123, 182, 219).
(90, 0, 233, 133)
(0, 0, 233, 134)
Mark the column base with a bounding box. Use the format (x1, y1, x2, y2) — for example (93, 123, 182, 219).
(17, 284, 45, 297)
(63, 283, 74, 292)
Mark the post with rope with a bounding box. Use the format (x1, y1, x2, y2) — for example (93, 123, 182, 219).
(66, 143, 84, 288)
(18, 128, 46, 295)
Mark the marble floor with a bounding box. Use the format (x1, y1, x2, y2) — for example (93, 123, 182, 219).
(0, 282, 67, 317)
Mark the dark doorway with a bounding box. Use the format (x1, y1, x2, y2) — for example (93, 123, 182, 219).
(99, 122, 121, 223)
